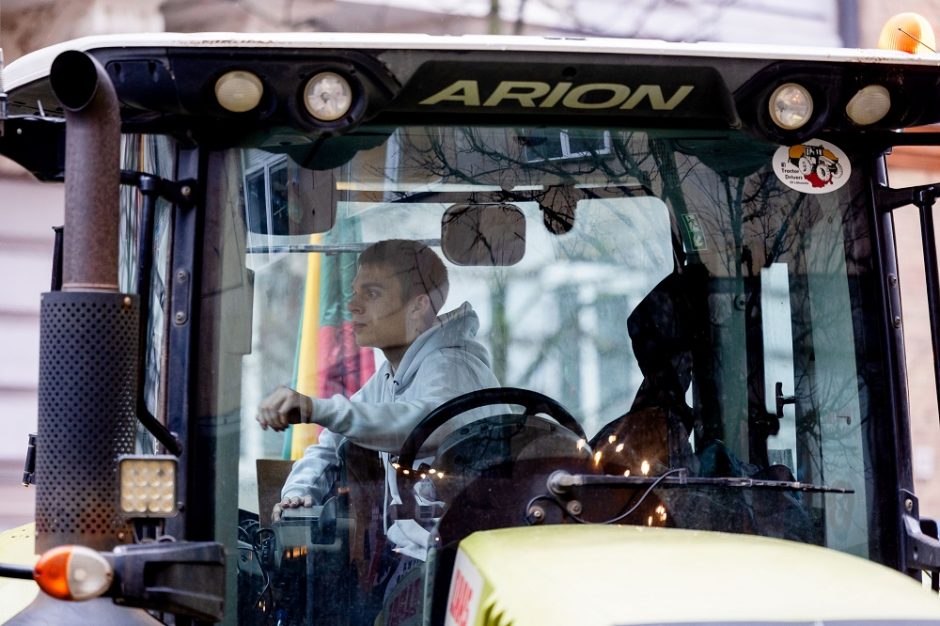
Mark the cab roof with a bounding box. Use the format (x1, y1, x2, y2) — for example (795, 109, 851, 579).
(6, 31, 940, 92)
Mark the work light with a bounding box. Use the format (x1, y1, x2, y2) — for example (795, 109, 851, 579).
(214, 70, 264, 113)
(768, 82, 813, 130)
(118, 455, 178, 517)
(845, 85, 891, 126)
(303, 71, 353, 121)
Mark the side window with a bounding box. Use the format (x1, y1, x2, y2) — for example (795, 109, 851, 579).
(119, 134, 177, 453)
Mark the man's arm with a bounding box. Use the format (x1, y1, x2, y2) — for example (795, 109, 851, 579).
(273, 428, 344, 520)
(312, 349, 498, 451)
(309, 395, 436, 451)
(257, 349, 499, 453)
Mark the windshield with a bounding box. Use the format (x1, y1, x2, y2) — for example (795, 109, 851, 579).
(197, 125, 888, 624)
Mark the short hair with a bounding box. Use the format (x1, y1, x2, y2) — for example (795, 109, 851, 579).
(358, 239, 449, 314)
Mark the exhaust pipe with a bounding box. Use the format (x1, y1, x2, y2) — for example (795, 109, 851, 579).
(35, 51, 136, 553)
(49, 50, 121, 291)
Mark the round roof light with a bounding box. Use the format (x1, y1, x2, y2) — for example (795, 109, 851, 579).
(845, 85, 892, 126)
(303, 72, 353, 122)
(215, 71, 264, 113)
(768, 83, 814, 131)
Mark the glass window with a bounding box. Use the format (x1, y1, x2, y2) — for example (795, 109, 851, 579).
(195, 126, 888, 624)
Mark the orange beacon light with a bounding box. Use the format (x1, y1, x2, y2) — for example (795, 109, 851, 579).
(878, 12, 936, 54)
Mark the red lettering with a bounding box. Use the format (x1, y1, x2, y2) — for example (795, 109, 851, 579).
(387, 579, 421, 626)
(448, 570, 474, 626)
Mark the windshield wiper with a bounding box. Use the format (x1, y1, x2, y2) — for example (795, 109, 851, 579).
(526, 468, 852, 526)
(547, 469, 853, 495)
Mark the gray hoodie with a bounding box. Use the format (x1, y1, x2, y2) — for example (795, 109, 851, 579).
(281, 301, 500, 503)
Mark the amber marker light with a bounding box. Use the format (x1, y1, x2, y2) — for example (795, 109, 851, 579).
(878, 13, 936, 54)
(34, 545, 113, 601)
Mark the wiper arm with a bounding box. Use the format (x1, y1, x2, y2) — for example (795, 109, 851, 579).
(527, 469, 852, 527)
(547, 469, 853, 495)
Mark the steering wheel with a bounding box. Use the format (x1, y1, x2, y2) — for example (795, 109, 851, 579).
(396, 387, 586, 469)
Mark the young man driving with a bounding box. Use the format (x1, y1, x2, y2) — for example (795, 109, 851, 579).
(256, 239, 500, 537)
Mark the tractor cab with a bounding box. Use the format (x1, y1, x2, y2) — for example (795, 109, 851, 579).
(1, 28, 940, 625)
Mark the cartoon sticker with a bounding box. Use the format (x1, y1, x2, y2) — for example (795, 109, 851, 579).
(772, 139, 851, 194)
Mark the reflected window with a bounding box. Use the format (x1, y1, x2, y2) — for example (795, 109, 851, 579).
(524, 129, 612, 161)
(243, 153, 290, 236)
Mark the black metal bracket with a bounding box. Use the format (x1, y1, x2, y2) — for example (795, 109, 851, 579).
(108, 541, 226, 622)
(900, 490, 940, 586)
(875, 182, 939, 214)
(21, 433, 36, 486)
(120, 170, 198, 208)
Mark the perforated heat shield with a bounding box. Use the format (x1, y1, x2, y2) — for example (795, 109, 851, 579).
(36, 291, 138, 553)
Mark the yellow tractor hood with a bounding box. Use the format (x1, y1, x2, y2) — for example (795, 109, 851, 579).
(0, 524, 38, 623)
(446, 525, 940, 626)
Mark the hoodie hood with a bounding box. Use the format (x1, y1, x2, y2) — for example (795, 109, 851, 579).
(392, 301, 491, 392)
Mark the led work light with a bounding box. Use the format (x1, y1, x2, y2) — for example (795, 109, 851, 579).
(118, 455, 178, 517)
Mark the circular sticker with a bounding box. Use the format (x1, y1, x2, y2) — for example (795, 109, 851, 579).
(772, 139, 851, 194)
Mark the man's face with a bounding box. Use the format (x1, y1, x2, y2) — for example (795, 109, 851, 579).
(347, 263, 411, 350)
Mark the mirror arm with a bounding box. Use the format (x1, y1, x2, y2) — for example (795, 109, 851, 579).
(119, 170, 190, 457)
(877, 184, 940, 445)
